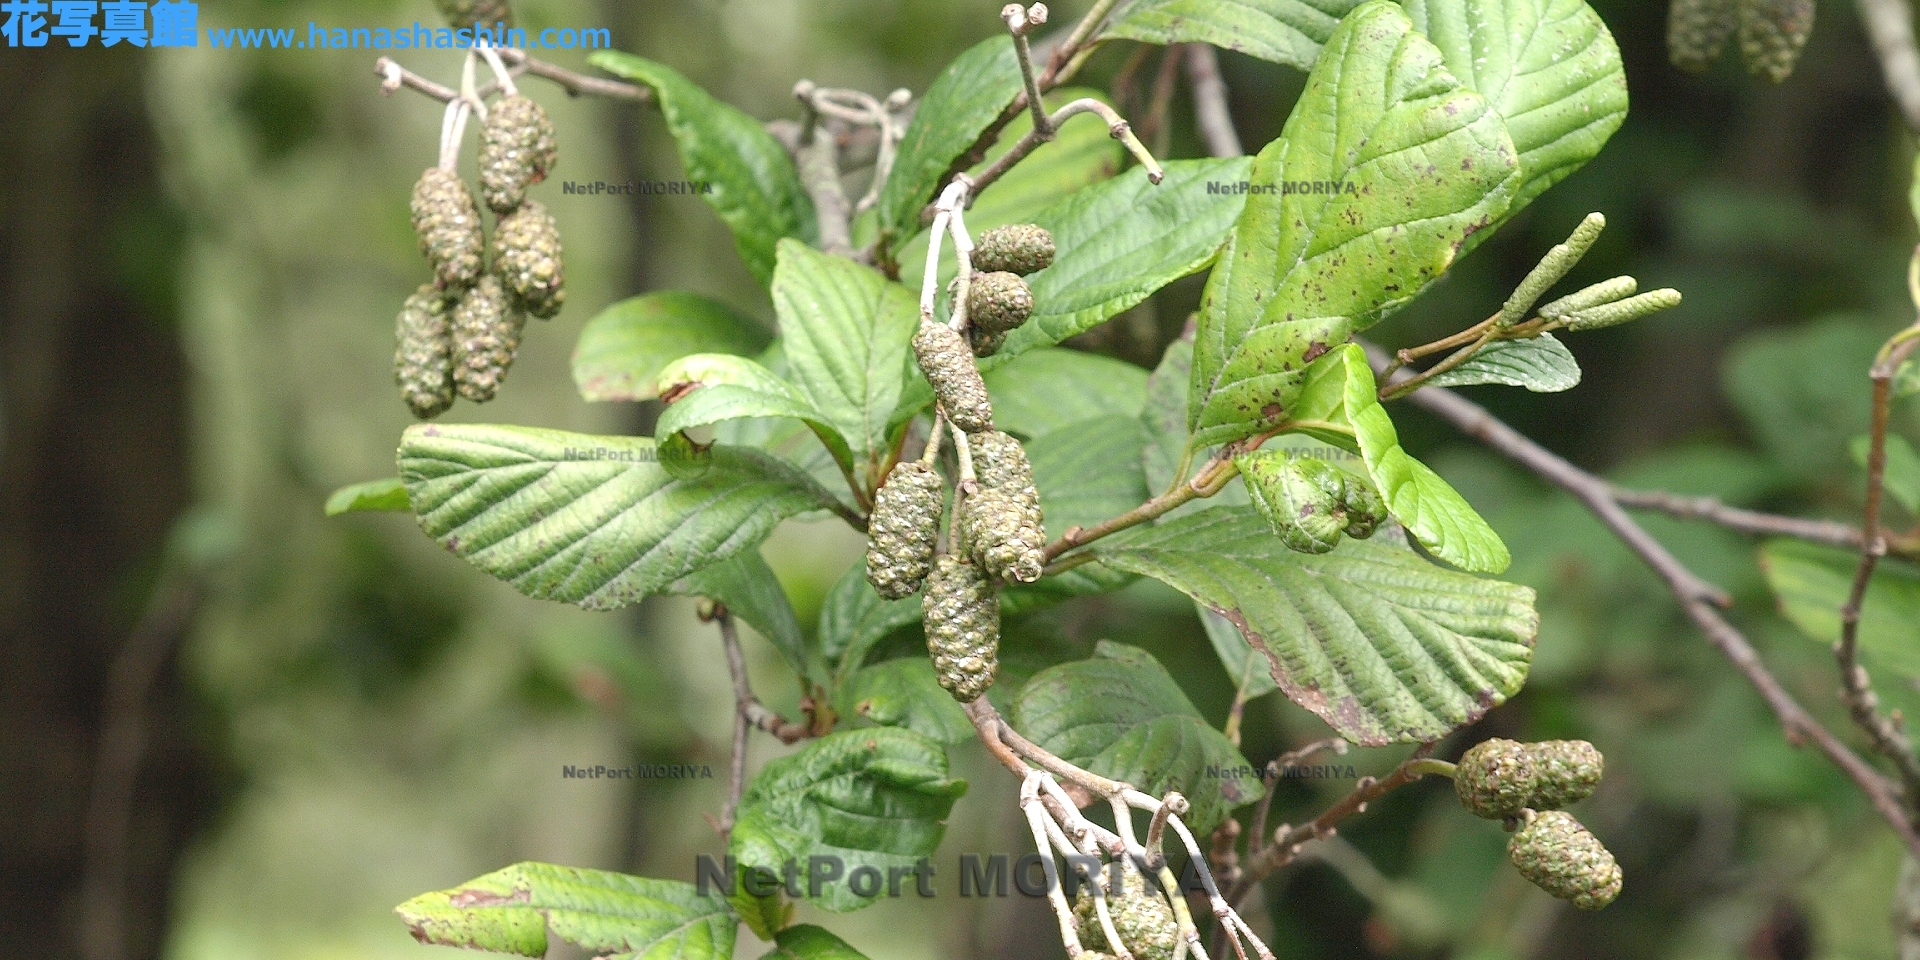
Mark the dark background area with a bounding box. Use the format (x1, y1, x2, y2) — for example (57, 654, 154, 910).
(2, 1, 1917, 958)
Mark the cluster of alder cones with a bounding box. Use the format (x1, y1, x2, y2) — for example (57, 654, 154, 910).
(395, 90, 565, 419)
(1668, 0, 1815, 81)
(1456, 738, 1624, 910)
(864, 224, 1056, 703)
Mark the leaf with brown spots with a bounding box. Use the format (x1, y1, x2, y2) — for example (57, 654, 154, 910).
(395, 861, 735, 958)
(1093, 505, 1536, 745)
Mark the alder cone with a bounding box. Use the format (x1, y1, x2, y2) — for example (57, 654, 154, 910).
(865, 462, 945, 600)
(1454, 738, 1538, 820)
(450, 275, 527, 402)
(1738, 0, 1814, 82)
(1508, 811, 1623, 910)
(973, 223, 1055, 276)
(923, 554, 999, 702)
(433, 0, 512, 28)
(966, 271, 1033, 336)
(959, 488, 1045, 584)
(411, 168, 486, 289)
(479, 94, 557, 213)
(969, 429, 1037, 496)
(1073, 863, 1178, 960)
(394, 284, 455, 419)
(494, 200, 565, 319)
(912, 322, 993, 432)
(1527, 740, 1604, 811)
(1668, 0, 1738, 71)
(967, 325, 1007, 358)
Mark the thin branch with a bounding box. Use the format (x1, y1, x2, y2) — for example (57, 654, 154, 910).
(1373, 344, 1920, 858)
(1609, 486, 1878, 550)
(1045, 443, 1241, 559)
(1837, 331, 1920, 798)
(1227, 744, 1438, 906)
(969, 97, 1165, 203)
(492, 46, 650, 101)
(1184, 44, 1243, 158)
(714, 608, 810, 759)
(1004, 4, 1053, 136)
(1248, 738, 1348, 858)
(1857, 0, 1920, 132)
(793, 82, 856, 257)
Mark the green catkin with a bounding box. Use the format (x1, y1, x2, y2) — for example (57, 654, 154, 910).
(1073, 863, 1178, 960)
(1668, 0, 1740, 71)
(493, 199, 566, 319)
(913, 322, 994, 432)
(433, 0, 512, 28)
(1508, 811, 1624, 910)
(479, 94, 558, 214)
(1237, 453, 1350, 554)
(923, 554, 999, 702)
(1455, 738, 1539, 820)
(972, 223, 1056, 276)
(450, 275, 526, 402)
(967, 271, 1034, 335)
(1538, 276, 1638, 321)
(394, 284, 455, 420)
(411, 168, 485, 289)
(1499, 213, 1606, 326)
(1738, 0, 1815, 83)
(865, 462, 945, 600)
(1562, 289, 1683, 331)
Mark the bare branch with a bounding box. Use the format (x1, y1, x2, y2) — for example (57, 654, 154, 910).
(1857, 0, 1920, 132)
(1184, 44, 1243, 158)
(1374, 344, 1920, 858)
(1610, 486, 1872, 549)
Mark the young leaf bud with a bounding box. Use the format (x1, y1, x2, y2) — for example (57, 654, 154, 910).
(1073, 862, 1178, 960)
(1455, 737, 1539, 820)
(450, 275, 527, 402)
(1237, 452, 1349, 554)
(967, 271, 1035, 335)
(394, 284, 456, 420)
(1562, 289, 1682, 331)
(1537, 276, 1638, 321)
(411, 167, 485, 289)
(923, 554, 1000, 702)
(1508, 811, 1623, 910)
(1669, 0, 1739, 71)
(865, 461, 946, 600)
(494, 199, 566, 319)
(913, 322, 994, 432)
(1528, 740, 1605, 811)
(973, 223, 1056, 276)
(479, 94, 558, 213)
(1738, 0, 1815, 83)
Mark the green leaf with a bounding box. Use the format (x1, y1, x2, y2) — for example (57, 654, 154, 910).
(573, 292, 772, 403)
(654, 353, 855, 475)
(1424, 334, 1581, 393)
(1850, 434, 1920, 516)
(729, 886, 792, 944)
(1104, 0, 1366, 71)
(729, 728, 966, 912)
(819, 563, 925, 683)
(836, 658, 976, 746)
(1761, 539, 1920, 677)
(399, 425, 839, 610)
(1201, 603, 1279, 698)
(1403, 0, 1628, 216)
(1094, 506, 1536, 745)
(875, 36, 1022, 252)
(1142, 327, 1198, 496)
(1722, 314, 1889, 481)
(893, 88, 1126, 291)
(589, 52, 814, 285)
(395, 862, 735, 959)
(1339, 346, 1510, 572)
(983, 348, 1150, 439)
(1189, 1, 1520, 448)
(762, 925, 871, 960)
(325, 477, 409, 515)
(1015, 415, 1152, 602)
(994, 158, 1254, 364)
(1010, 640, 1263, 832)
(673, 551, 814, 685)
(1898, 356, 1920, 398)
(771, 240, 921, 486)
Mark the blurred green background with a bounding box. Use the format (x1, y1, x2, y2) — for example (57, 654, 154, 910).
(4, 1, 1920, 958)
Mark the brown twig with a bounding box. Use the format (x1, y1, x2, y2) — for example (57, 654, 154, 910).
(1373, 345, 1920, 858)
(1610, 486, 1873, 549)
(715, 607, 809, 760)
(375, 50, 649, 105)
(1184, 43, 1243, 158)
(1837, 330, 1920, 800)
(792, 82, 856, 258)
(1227, 744, 1438, 906)
(1044, 442, 1242, 560)
(1247, 738, 1349, 859)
